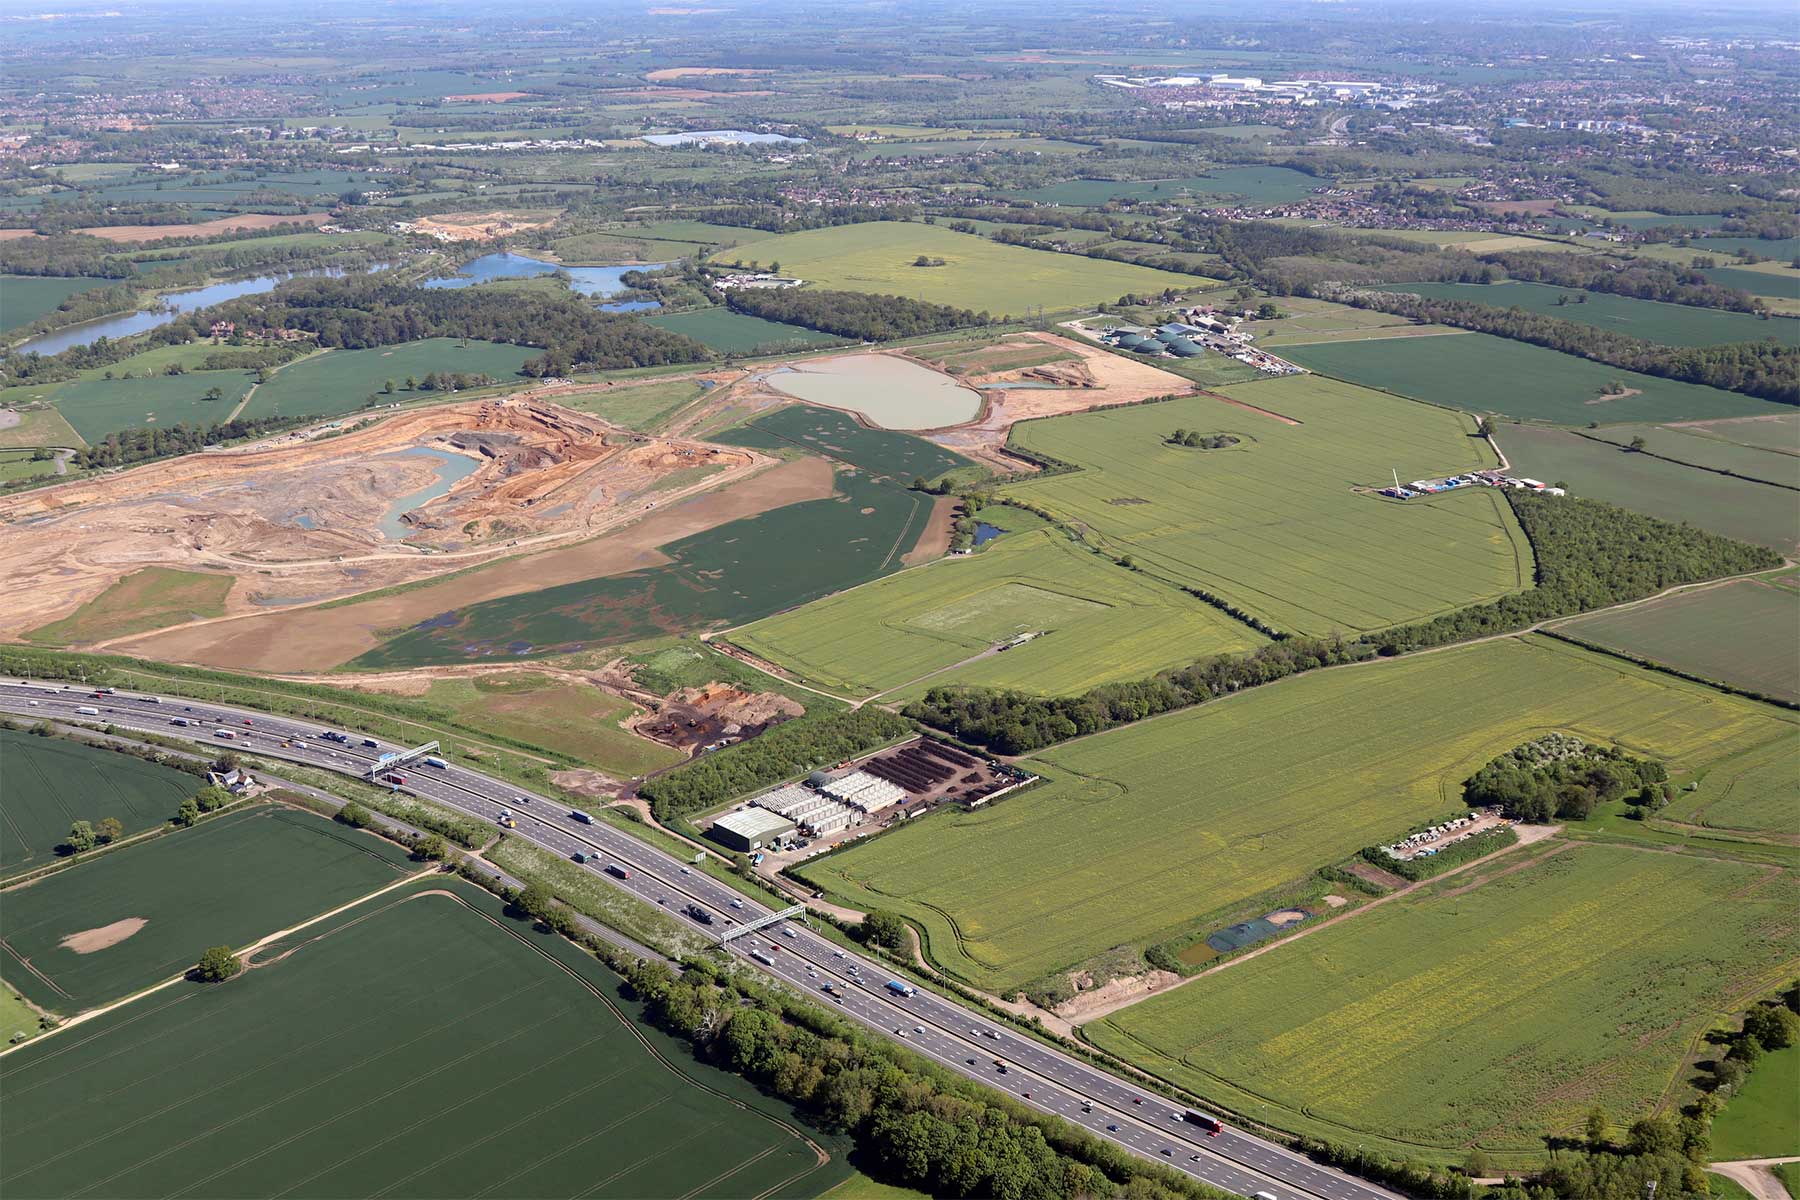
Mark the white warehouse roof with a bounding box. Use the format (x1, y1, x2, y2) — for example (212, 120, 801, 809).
(713, 807, 797, 842)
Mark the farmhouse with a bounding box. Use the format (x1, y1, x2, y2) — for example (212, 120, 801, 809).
(708, 806, 797, 853)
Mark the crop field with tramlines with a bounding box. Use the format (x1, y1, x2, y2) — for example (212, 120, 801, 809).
(0, 805, 412, 1011)
(731, 528, 1266, 698)
(0, 729, 198, 877)
(797, 636, 1797, 994)
(1089, 842, 1799, 1163)
(999, 375, 1529, 636)
(0, 884, 840, 1199)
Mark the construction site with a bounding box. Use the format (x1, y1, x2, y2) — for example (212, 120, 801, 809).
(0, 397, 762, 641)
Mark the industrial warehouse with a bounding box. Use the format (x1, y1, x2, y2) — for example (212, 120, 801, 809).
(706, 737, 1027, 853)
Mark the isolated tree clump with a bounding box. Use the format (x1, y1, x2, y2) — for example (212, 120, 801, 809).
(192, 945, 242, 983)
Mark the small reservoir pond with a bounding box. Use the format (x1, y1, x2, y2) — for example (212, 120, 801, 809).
(765, 354, 980, 430)
(378, 446, 482, 540)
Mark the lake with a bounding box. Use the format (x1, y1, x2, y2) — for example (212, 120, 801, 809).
(378, 446, 484, 540)
(764, 354, 981, 429)
(423, 252, 662, 302)
(13, 263, 387, 356)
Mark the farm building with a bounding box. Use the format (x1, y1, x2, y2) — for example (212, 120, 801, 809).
(709, 807, 797, 853)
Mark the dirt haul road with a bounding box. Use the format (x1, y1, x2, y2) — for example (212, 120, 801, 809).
(105, 455, 834, 672)
(0, 397, 762, 640)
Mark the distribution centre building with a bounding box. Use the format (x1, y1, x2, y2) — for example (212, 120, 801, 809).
(708, 807, 798, 852)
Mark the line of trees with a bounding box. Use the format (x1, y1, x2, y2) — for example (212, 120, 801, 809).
(1341, 291, 1799, 404)
(619, 953, 1228, 1200)
(906, 635, 1371, 756)
(72, 414, 313, 471)
(725, 286, 991, 340)
(1482, 249, 1767, 313)
(1371, 492, 1783, 653)
(908, 493, 1781, 755)
(636, 707, 913, 822)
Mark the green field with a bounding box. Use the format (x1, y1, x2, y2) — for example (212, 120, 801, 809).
(1089, 842, 1799, 1159)
(1000, 376, 1529, 635)
(28, 566, 234, 645)
(414, 673, 684, 776)
(720, 403, 971, 481)
(711, 222, 1209, 316)
(1656, 730, 1799, 838)
(1373, 282, 1795, 347)
(733, 528, 1266, 698)
(0, 884, 843, 1198)
(1711, 1043, 1800, 1160)
(1552, 575, 1800, 704)
(1704, 265, 1800, 303)
(0, 730, 199, 878)
(1014, 167, 1325, 207)
(0, 276, 110, 334)
(0, 405, 84, 450)
(1496, 424, 1798, 554)
(1582, 421, 1799, 488)
(241, 338, 539, 421)
(0, 805, 412, 1011)
(645, 306, 843, 353)
(1672, 413, 1800, 455)
(556, 378, 709, 431)
(49, 370, 257, 443)
(1285, 332, 1791, 425)
(797, 636, 1796, 994)
(354, 408, 964, 668)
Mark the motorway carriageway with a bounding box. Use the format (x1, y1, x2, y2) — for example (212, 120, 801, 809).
(0, 680, 1394, 1200)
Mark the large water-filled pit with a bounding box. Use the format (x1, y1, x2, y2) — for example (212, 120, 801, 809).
(764, 355, 981, 430)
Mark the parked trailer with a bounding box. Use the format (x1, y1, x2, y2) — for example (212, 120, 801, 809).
(1183, 1112, 1224, 1136)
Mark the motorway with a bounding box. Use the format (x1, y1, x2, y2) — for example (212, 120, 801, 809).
(0, 678, 1394, 1200)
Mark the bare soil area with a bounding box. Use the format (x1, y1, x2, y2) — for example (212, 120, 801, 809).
(1052, 968, 1181, 1022)
(409, 211, 558, 242)
(926, 332, 1197, 472)
(902, 494, 959, 566)
(443, 91, 534, 102)
(79, 214, 330, 243)
(106, 456, 834, 671)
(627, 683, 803, 753)
(0, 397, 763, 641)
(60, 918, 146, 954)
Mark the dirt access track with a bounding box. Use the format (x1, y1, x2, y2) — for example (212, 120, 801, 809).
(0, 397, 763, 640)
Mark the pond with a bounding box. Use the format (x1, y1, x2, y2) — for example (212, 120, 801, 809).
(378, 446, 484, 540)
(764, 354, 981, 430)
(12, 263, 391, 357)
(423, 252, 664, 300)
(972, 522, 1004, 546)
